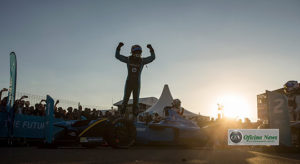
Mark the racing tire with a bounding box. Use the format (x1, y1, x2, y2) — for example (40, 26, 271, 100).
(105, 118, 136, 149)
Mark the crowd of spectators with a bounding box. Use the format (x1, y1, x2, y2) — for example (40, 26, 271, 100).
(53, 101, 118, 120)
(0, 88, 116, 120)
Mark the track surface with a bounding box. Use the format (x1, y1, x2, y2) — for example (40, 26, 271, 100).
(1, 146, 300, 164)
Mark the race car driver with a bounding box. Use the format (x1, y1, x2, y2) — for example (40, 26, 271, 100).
(115, 42, 155, 117)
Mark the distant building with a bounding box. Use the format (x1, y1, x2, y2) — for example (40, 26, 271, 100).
(257, 88, 285, 123)
(257, 86, 300, 146)
(113, 97, 158, 113)
(257, 93, 268, 123)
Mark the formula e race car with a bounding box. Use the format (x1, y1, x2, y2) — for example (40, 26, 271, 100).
(53, 117, 136, 148)
(53, 109, 209, 148)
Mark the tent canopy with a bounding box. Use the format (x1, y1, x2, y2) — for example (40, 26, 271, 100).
(144, 85, 173, 116)
(143, 84, 198, 118)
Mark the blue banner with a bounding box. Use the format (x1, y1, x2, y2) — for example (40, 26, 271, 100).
(267, 91, 292, 146)
(0, 113, 63, 139)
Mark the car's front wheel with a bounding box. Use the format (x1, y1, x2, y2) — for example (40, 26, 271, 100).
(105, 118, 136, 149)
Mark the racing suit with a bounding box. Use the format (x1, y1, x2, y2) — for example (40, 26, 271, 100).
(115, 48, 155, 116)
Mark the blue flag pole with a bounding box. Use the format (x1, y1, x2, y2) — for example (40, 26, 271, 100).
(6, 52, 17, 111)
(45, 95, 54, 144)
(6, 52, 17, 141)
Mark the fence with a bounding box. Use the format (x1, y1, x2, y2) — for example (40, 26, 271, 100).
(1, 91, 111, 111)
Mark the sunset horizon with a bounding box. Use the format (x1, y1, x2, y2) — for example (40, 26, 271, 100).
(1, 0, 300, 122)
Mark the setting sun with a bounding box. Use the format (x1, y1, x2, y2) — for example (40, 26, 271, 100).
(216, 95, 251, 120)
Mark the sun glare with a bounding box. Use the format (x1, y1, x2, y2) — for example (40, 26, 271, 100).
(216, 95, 251, 120)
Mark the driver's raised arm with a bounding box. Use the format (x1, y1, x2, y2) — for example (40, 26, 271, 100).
(115, 42, 129, 63)
(142, 44, 155, 65)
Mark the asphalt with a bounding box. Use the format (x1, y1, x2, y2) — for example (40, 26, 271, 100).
(1, 146, 300, 164)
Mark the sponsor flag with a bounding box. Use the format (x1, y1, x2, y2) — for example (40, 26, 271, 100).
(45, 95, 54, 144)
(6, 52, 17, 138)
(6, 52, 17, 112)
